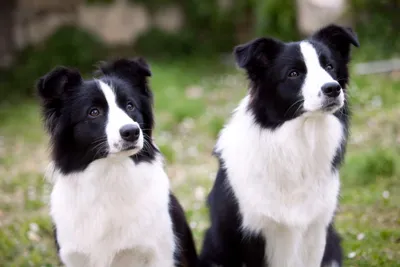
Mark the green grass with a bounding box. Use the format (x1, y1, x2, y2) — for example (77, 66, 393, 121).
(0, 58, 399, 266)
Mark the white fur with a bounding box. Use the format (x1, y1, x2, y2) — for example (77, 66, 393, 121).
(48, 154, 176, 267)
(216, 94, 343, 266)
(98, 81, 144, 155)
(300, 42, 344, 112)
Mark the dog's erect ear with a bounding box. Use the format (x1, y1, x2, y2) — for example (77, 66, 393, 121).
(96, 57, 152, 80)
(36, 67, 82, 134)
(312, 24, 359, 59)
(37, 66, 83, 101)
(234, 37, 283, 69)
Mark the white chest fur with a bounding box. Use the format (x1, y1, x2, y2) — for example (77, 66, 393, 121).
(216, 97, 343, 267)
(47, 156, 175, 267)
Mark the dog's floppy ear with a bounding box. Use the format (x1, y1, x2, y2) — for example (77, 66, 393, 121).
(96, 57, 152, 80)
(36, 67, 82, 133)
(234, 37, 283, 69)
(312, 24, 359, 59)
(37, 66, 83, 100)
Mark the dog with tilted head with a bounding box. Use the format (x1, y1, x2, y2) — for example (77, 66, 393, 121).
(37, 58, 198, 267)
(199, 24, 359, 267)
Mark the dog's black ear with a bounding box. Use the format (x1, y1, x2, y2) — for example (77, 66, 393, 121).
(36, 67, 82, 133)
(37, 66, 83, 101)
(96, 57, 152, 80)
(234, 37, 283, 69)
(312, 24, 359, 59)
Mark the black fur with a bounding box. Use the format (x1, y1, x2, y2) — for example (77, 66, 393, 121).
(170, 194, 199, 267)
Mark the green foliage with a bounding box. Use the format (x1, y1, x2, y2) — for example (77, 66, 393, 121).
(134, 0, 299, 56)
(181, 0, 238, 52)
(251, 0, 299, 41)
(0, 26, 106, 99)
(349, 0, 400, 61)
(343, 148, 398, 185)
(0, 217, 58, 266)
(209, 116, 225, 138)
(158, 144, 176, 163)
(134, 1, 238, 57)
(135, 28, 200, 58)
(86, 0, 114, 4)
(133, 0, 397, 59)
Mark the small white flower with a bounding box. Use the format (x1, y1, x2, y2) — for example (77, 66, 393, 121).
(29, 222, 39, 232)
(27, 224, 40, 242)
(348, 252, 357, 259)
(190, 221, 198, 229)
(195, 186, 206, 201)
(370, 96, 382, 108)
(27, 231, 39, 241)
(382, 191, 390, 199)
(357, 233, 365, 240)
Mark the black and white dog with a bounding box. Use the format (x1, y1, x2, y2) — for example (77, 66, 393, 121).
(200, 25, 359, 267)
(37, 58, 198, 267)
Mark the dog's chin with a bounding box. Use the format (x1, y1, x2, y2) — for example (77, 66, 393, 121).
(321, 100, 344, 113)
(303, 100, 344, 115)
(107, 143, 143, 158)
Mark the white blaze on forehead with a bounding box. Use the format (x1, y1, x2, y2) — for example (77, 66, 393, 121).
(98, 80, 139, 153)
(300, 41, 340, 111)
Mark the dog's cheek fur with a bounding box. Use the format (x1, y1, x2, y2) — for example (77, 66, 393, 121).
(49, 84, 112, 174)
(247, 62, 306, 128)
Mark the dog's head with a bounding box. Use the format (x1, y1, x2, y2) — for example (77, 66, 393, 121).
(37, 58, 154, 173)
(234, 24, 359, 127)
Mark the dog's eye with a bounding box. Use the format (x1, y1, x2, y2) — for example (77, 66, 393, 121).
(288, 71, 299, 78)
(88, 108, 101, 118)
(326, 64, 334, 71)
(126, 102, 135, 111)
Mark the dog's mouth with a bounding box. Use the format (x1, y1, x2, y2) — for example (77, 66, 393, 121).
(108, 140, 144, 157)
(121, 143, 140, 151)
(322, 99, 343, 112)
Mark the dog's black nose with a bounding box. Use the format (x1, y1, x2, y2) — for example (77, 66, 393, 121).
(119, 124, 140, 142)
(321, 82, 341, 98)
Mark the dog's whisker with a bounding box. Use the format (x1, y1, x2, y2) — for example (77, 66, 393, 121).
(284, 99, 304, 118)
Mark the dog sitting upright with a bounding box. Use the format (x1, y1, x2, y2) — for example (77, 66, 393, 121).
(37, 58, 198, 267)
(200, 25, 359, 267)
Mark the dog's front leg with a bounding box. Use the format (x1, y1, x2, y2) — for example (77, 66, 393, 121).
(60, 250, 101, 267)
(147, 256, 175, 267)
(302, 222, 327, 267)
(264, 226, 302, 267)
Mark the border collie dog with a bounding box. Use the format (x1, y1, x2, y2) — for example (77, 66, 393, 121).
(37, 58, 197, 267)
(200, 25, 359, 267)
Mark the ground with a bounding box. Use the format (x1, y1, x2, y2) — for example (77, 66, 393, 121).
(0, 58, 399, 267)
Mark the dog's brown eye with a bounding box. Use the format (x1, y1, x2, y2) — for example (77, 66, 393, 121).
(326, 64, 334, 71)
(88, 108, 101, 118)
(126, 102, 135, 111)
(288, 71, 299, 78)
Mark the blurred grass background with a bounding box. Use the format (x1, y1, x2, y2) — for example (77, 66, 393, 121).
(0, 0, 399, 266)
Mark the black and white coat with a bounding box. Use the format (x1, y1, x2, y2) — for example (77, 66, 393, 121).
(200, 25, 359, 267)
(37, 58, 198, 267)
